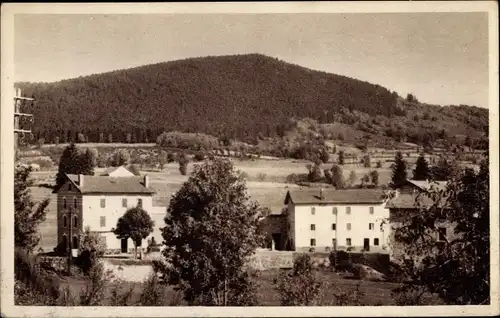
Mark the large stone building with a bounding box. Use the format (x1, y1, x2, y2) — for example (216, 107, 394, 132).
(56, 173, 165, 253)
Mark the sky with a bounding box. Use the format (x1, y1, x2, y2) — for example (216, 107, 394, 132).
(14, 13, 489, 108)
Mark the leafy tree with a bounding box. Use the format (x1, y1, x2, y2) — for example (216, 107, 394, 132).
(319, 147, 329, 163)
(361, 174, 370, 187)
(113, 207, 154, 259)
(369, 170, 379, 187)
(431, 157, 457, 181)
(413, 153, 430, 180)
(275, 254, 323, 305)
(390, 151, 407, 189)
(178, 152, 189, 176)
(362, 154, 371, 168)
(338, 150, 345, 165)
(348, 170, 357, 187)
(167, 152, 176, 163)
(15, 166, 50, 252)
(393, 157, 489, 305)
(127, 164, 141, 176)
(112, 149, 130, 167)
(158, 150, 168, 170)
(330, 165, 345, 189)
(161, 159, 263, 305)
(306, 163, 322, 182)
(376, 160, 382, 168)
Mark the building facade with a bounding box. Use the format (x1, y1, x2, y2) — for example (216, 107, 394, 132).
(282, 188, 390, 253)
(56, 173, 164, 253)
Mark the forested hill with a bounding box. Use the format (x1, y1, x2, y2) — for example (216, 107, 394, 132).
(17, 54, 488, 146)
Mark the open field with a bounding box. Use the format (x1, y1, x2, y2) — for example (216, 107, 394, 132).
(28, 157, 413, 252)
(58, 267, 402, 306)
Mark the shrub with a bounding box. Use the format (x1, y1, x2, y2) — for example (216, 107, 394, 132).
(139, 273, 165, 306)
(193, 151, 205, 161)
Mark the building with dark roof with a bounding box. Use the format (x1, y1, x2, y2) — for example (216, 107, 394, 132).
(263, 187, 391, 253)
(56, 173, 165, 254)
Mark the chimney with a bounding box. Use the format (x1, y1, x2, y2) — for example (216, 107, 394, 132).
(143, 175, 149, 189)
(78, 174, 84, 187)
(320, 188, 324, 200)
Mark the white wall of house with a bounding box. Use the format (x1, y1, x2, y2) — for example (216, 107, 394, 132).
(290, 203, 390, 253)
(81, 194, 155, 250)
(57, 190, 165, 252)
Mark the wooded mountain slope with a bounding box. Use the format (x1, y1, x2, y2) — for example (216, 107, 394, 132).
(17, 54, 488, 145)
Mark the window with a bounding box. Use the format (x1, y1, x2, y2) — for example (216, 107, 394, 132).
(332, 207, 338, 214)
(137, 198, 143, 208)
(311, 207, 315, 215)
(346, 238, 352, 246)
(310, 224, 316, 231)
(100, 216, 106, 227)
(62, 215, 67, 228)
(73, 216, 78, 227)
(74, 197, 78, 209)
(72, 236, 78, 249)
(100, 198, 106, 208)
(310, 238, 316, 246)
(331, 223, 336, 230)
(369, 207, 374, 214)
(63, 197, 67, 209)
(438, 227, 447, 242)
(122, 198, 128, 208)
(346, 223, 351, 230)
(346, 207, 351, 215)
(374, 238, 379, 246)
(369, 223, 374, 230)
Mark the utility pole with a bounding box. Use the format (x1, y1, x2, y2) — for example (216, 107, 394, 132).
(14, 87, 34, 152)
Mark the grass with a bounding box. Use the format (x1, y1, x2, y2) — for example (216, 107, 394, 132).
(58, 268, 400, 306)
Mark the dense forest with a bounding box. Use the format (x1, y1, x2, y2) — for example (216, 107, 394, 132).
(16, 54, 488, 148)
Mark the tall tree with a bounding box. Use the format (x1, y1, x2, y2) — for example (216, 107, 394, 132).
(393, 156, 489, 305)
(161, 159, 263, 305)
(369, 170, 379, 187)
(431, 157, 457, 181)
(330, 165, 345, 189)
(338, 150, 345, 165)
(55, 142, 82, 190)
(15, 165, 50, 252)
(113, 207, 154, 259)
(412, 153, 430, 180)
(390, 151, 407, 189)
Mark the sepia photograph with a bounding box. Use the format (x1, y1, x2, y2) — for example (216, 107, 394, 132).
(1, 2, 498, 317)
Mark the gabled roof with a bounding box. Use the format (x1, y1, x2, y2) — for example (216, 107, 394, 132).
(284, 188, 386, 205)
(101, 165, 139, 177)
(406, 179, 448, 192)
(63, 174, 154, 195)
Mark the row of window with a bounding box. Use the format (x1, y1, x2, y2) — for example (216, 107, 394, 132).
(311, 206, 375, 215)
(62, 197, 144, 209)
(310, 223, 376, 231)
(62, 215, 78, 228)
(62, 215, 107, 228)
(309, 238, 380, 247)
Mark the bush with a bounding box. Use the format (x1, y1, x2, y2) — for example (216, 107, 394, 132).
(193, 151, 205, 162)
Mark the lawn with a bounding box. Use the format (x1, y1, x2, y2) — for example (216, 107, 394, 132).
(58, 268, 401, 306)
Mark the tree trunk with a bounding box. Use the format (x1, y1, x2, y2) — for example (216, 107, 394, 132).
(133, 241, 137, 259)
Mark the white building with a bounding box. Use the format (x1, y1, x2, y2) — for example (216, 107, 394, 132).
(283, 188, 390, 253)
(56, 173, 165, 253)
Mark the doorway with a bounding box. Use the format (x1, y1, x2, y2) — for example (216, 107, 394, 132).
(363, 238, 370, 251)
(121, 238, 128, 253)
